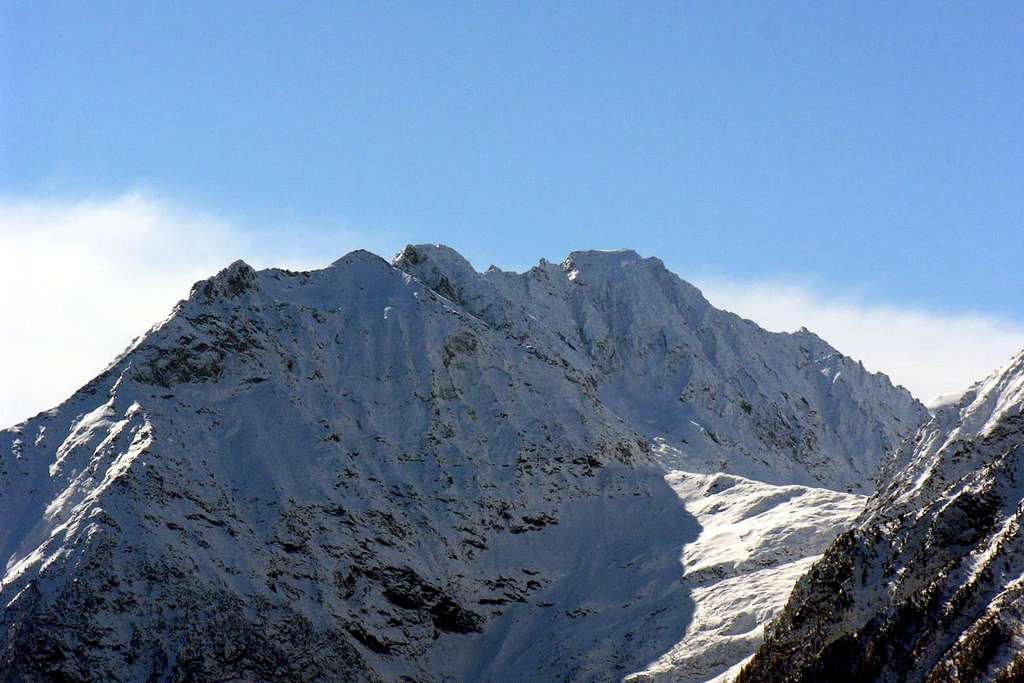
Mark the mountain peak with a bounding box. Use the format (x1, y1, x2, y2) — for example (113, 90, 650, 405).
(561, 249, 647, 278)
(330, 248, 390, 267)
(189, 259, 257, 301)
(393, 243, 473, 270)
(566, 247, 643, 261)
(392, 244, 482, 305)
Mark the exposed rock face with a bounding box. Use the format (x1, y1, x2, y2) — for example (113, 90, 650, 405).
(0, 246, 923, 681)
(741, 351, 1024, 683)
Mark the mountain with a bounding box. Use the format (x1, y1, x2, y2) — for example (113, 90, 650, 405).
(741, 350, 1024, 683)
(395, 245, 925, 493)
(0, 246, 923, 681)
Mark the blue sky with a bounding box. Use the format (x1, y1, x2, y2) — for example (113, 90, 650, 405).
(2, 2, 1024, 422)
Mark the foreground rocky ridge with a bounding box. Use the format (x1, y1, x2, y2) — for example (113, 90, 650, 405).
(0, 246, 922, 680)
(742, 350, 1024, 683)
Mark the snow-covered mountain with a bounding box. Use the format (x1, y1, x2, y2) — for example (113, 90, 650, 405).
(0, 246, 922, 681)
(741, 350, 1024, 683)
(395, 245, 925, 493)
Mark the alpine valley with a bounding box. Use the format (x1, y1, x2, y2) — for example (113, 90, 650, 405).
(4, 245, 1015, 682)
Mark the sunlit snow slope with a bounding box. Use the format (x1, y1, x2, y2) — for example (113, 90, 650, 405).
(628, 470, 864, 683)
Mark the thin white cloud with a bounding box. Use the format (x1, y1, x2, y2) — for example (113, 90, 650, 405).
(0, 192, 399, 428)
(695, 276, 1024, 404)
